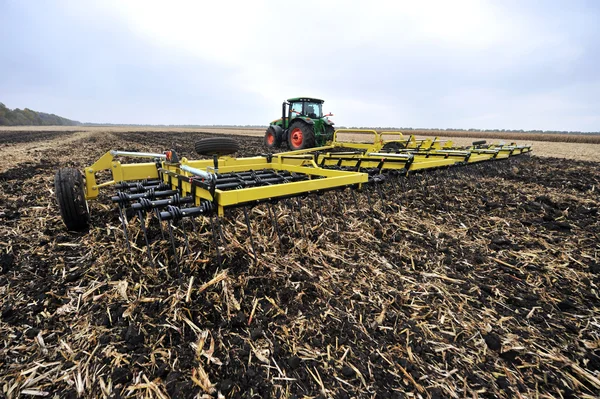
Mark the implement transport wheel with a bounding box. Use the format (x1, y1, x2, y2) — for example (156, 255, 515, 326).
(264, 126, 282, 149)
(55, 168, 90, 232)
(382, 142, 405, 152)
(287, 121, 315, 151)
(195, 137, 240, 156)
(472, 140, 487, 146)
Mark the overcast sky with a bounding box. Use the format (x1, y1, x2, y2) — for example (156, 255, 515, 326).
(1, 0, 598, 131)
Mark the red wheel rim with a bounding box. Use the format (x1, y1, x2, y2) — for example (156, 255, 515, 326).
(290, 128, 303, 147)
(266, 132, 274, 145)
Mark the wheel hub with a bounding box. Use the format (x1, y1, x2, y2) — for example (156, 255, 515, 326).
(291, 128, 303, 147)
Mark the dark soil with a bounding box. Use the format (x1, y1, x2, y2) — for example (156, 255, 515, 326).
(0, 130, 599, 398)
(0, 130, 78, 144)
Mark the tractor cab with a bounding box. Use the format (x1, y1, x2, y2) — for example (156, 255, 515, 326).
(289, 98, 323, 120)
(265, 97, 335, 151)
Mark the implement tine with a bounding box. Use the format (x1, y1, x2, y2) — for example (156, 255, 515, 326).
(154, 208, 165, 239)
(308, 197, 318, 222)
(365, 186, 373, 210)
(215, 212, 226, 243)
(167, 221, 180, 279)
(209, 214, 222, 268)
(390, 174, 399, 196)
(285, 199, 297, 233)
(117, 205, 132, 254)
(334, 190, 347, 228)
(335, 191, 344, 214)
(296, 199, 308, 239)
(268, 203, 283, 252)
(401, 174, 408, 190)
(137, 210, 154, 267)
(316, 194, 324, 222)
(375, 183, 386, 212)
(243, 207, 258, 264)
(180, 220, 190, 256)
(351, 188, 359, 212)
(189, 215, 197, 232)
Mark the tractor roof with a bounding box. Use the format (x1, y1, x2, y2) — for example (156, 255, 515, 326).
(287, 97, 324, 103)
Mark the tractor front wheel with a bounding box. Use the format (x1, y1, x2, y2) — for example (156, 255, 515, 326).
(55, 168, 90, 232)
(264, 126, 281, 149)
(287, 121, 315, 151)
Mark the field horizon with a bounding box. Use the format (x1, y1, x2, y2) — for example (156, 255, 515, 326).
(2, 126, 599, 162)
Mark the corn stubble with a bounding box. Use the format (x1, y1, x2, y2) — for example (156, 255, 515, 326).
(1, 129, 599, 398)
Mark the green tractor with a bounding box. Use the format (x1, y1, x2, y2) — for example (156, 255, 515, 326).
(264, 97, 335, 151)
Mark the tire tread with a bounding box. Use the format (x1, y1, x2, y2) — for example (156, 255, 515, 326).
(195, 137, 240, 156)
(55, 168, 89, 231)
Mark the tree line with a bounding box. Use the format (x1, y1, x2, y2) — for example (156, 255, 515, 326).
(1, 101, 597, 134)
(0, 102, 79, 126)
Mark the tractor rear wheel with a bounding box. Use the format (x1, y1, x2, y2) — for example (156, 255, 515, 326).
(325, 125, 335, 142)
(195, 137, 240, 156)
(287, 121, 315, 151)
(55, 168, 90, 231)
(264, 126, 281, 149)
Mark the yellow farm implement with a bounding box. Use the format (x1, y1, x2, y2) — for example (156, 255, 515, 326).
(54, 130, 531, 265)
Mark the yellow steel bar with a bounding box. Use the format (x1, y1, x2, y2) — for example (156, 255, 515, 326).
(331, 129, 384, 152)
(276, 140, 379, 156)
(467, 153, 497, 163)
(185, 155, 269, 169)
(379, 131, 404, 142)
(495, 149, 513, 159)
(84, 151, 160, 200)
(411, 155, 468, 163)
(320, 159, 410, 170)
(159, 164, 214, 204)
(169, 159, 371, 215)
(119, 163, 159, 181)
(206, 162, 281, 174)
(270, 162, 358, 177)
(84, 151, 114, 199)
(276, 144, 335, 156)
(408, 158, 460, 170)
(332, 129, 380, 144)
(215, 168, 368, 214)
(334, 142, 379, 151)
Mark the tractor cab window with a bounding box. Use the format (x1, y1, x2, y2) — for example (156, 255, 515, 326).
(290, 102, 303, 117)
(304, 102, 322, 119)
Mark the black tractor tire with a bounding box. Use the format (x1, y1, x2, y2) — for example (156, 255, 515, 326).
(264, 126, 282, 149)
(55, 168, 90, 232)
(287, 121, 315, 151)
(325, 125, 335, 142)
(472, 140, 487, 146)
(195, 137, 240, 156)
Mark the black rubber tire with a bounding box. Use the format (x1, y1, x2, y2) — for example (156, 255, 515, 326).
(264, 126, 282, 149)
(55, 168, 89, 232)
(195, 137, 240, 156)
(382, 142, 401, 152)
(325, 125, 335, 143)
(472, 140, 487, 146)
(287, 121, 315, 150)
